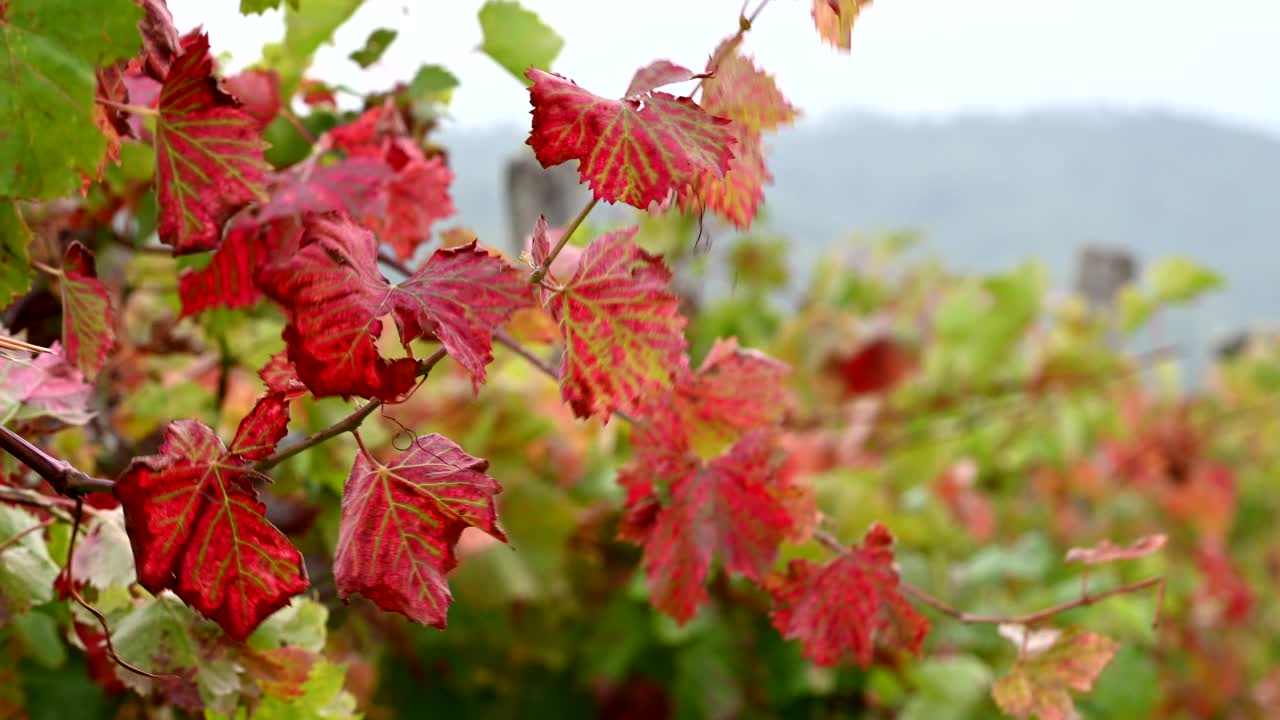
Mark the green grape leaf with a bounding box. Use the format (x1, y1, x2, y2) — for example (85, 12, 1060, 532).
(478, 0, 563, 84)
(349, 27, 397, 68)
(0, 506, 58, 625)
(0, 201, 31, 308)
(1148, 256, 1223, 304)
(0, 0, 142, 198)
(260, 0, 362, 98)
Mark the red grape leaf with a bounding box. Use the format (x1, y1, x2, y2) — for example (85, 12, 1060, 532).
(114, 414, 307, 641)
(636, 431, 792, 623)
(367, 153, 455, 262)
(323, 104, 456, 260)
(525, 68, 735, 210)
(258, 351, 308, 401)
(155, 33, 269, 255)
(669, 336, 790, 444)
(812, 0, 873, 52)
(333, 434, 506, 628)
(625, 60, 697, 98)
(60, 242, 116, 379)
(702, 45, 797, 133)
(224, 68, 281, 130)
(828, 336, 918, 397)
(253, 158, 392, 225)
(227, 393, 291, 461)
(134, 0, 181, 80)
(548, 225, 687, 420)
(768, 523, 929, 667)
(1195, 541, 1254, 624)
(1065, 534, 1167, 565)
(679, 126, 769, 229)
(256, 214, 531, 400)
(992, 629, 1117, 720)
(178, 219, 301, 318)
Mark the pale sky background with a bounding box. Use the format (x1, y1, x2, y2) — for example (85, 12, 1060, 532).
(169, 0, 1279, 135)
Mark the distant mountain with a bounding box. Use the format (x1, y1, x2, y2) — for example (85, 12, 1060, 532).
(439, 109, 1280, 363)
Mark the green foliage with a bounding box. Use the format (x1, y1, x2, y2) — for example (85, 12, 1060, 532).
(0, 202, 32, 306)
(348, 28, 397, 68)
(0, 0, 141, 198)
(260, 0, 362, 97)
(478, 0, 564, 84)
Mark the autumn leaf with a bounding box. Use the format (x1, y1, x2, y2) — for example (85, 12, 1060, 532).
(525, 68, 735, 210)
(256, 214, 531, 400)
(827, 336, 918, 397)
(1065, 534, 1168, 565)
(768, 523, 929, 667)
(253, 158, 393, 225)
(224, 68, 283, 129)
(155, 33, 270, 254)
(333, 434, 506, 628)
(114, 409, 307, 641)
(679, 126, 769, 229)
(0, 341, 95, 433)
(548, 225, 687, 420)
(661, 337, 790, 453)
(992, 628, 1118, 720)
(259, 351, 308, 401)
(134, 0, 182, 80)
(626, 60, 697, 98)
(702, 45, 797, 133)
(60, 242, 116, 379)
(178, 219, 302, 318)
(323, 104, 455, 260)
(636, 431, 792, 623)
(812, 0, 873, 52)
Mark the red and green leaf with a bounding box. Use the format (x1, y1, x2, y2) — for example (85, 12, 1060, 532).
(812, 0, 873, 52)
(1065, 534, 1168, 565)
(178, 219, 301, 318)
(60, 242, 116, 379)
(333, 434, 506, 628)
(258, 351, 308, 401)
(625, 60, 697, 98)
(679, 126, 769, 229)
(155, 33, 269, 254)
(254, 158, 392, 225)
(768, 523, 929, 667)
(702, 46, 797, 133)
(548, 226, 687, 420)
(255, 214, 530, 400)
(635, 431, 792, 623)
(991, 629, 1118, 720)
(224, 68, 282, 130)
(114, 416, 308, 641)
(525, 68, 735, 210)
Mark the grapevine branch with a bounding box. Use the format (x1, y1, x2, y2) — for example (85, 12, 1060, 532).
(0, 426, 115, 494)
(254, 347, 450, 472)
(65, 496, 175, 681)
(812, 527, 1165, 629)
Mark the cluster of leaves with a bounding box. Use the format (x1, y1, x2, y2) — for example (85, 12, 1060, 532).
(1, 0, 1271, 718)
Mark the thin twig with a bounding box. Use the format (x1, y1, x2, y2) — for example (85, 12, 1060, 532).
(0, 518, 54, 555)
(30, 259, 62, 276)
(377, 250, 413, 277)
(0, 427, 115, 494)
(280, 108, 317, 146)
(0, 335, 51, 354)
(96, 99, 158, 117)
(254, 348, 450, 472)
(0, 486, 76, 521)
(530, 197, 599, 285)
(813, 527, 1164, 629)
(65, 497, 175, 681)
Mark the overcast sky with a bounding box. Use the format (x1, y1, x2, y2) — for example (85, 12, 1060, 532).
(170, 0, 1280, 135)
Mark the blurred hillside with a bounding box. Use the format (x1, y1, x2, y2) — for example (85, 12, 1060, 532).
(441, 109, 1280, 361)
